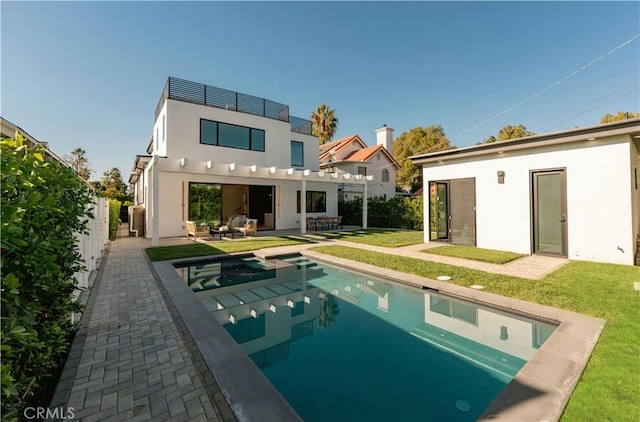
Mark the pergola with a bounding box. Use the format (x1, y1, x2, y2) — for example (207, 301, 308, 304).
(142, 155, 372, 245)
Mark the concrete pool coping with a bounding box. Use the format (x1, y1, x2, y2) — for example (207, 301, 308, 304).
(154, 250, 606, 422)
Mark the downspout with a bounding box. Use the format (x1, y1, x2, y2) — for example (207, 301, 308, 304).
(363, 179, 368, 229)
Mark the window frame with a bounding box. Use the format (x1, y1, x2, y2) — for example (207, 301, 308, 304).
(381, 168, 390, 183)
(291, 141, 304, 167)
(199, 118, 266, 152)
(296, 190, 327, 213)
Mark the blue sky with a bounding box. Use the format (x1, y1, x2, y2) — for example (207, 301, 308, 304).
(2, 1, 639, 180)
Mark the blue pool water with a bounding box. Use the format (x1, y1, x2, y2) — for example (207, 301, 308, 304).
(176, 255, 556, 421)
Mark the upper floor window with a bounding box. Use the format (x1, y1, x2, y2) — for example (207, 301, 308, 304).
(357, 166, 367, 176)
(155, 127, 159, 150)
(200, 119, 265, 152)
(382, 168, 390, 183)
(291, 141, 304, 167)
(162, 115, 166, 143)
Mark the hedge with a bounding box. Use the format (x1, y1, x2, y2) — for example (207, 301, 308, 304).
(1, 133, 93, 419)
(338, 195, 423, 230)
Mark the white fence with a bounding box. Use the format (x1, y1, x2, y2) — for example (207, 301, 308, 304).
(74, 196, 110, 290)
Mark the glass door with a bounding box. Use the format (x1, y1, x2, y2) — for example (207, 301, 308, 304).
(532, 170, 567, 256)
(449, 178, 476, 246)
(429, 182, 449, 241)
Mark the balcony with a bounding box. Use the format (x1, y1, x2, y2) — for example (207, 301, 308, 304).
(155, 77, 313, 135)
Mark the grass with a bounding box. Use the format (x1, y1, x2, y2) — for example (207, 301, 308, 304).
(146, 236, 312, 261)
(309, 245, 640, 422)
(311, 229, 423, 247)
(423, 245, 526, 264)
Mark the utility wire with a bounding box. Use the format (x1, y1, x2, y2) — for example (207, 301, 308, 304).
(450, 33, 640, 141)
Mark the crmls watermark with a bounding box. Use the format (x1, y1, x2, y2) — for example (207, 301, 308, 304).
(23, 407, 76, 420)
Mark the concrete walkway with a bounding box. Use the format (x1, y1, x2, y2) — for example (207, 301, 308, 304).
(51, 227, 567, 421)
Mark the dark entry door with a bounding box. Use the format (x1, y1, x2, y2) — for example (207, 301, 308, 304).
(532, 169, 567, 256)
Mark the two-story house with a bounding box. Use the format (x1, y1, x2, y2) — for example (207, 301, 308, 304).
(129, 77, 371, 244)
(318, 125, 400, 201)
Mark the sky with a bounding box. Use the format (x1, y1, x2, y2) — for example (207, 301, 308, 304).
(2, 1, 639, 181)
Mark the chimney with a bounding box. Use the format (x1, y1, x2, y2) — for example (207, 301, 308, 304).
(375, 124, 394, 156)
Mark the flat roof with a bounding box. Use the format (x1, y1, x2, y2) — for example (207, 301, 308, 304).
(410, 118, 640, 165)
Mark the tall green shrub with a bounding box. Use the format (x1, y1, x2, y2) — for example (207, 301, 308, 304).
(338, 196, 424, 230)
(108, 199, 122, 240)
(1, 134, 93, 418)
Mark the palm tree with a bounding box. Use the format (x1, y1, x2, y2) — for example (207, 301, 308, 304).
(311, 104, 339, 145)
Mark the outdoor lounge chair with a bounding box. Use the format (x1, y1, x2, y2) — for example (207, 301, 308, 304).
(186, 221, 210, 240)
(236, 218, 258, 237)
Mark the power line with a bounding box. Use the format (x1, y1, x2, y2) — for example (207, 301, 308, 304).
(450, 33, 640, 141)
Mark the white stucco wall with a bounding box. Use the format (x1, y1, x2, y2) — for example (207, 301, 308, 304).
(164, 100, 319, 171)
(143, 169, 338, 238)
(422, 136, 635, 265)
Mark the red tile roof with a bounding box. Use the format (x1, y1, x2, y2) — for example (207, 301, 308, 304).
(319, 134, 366, 160)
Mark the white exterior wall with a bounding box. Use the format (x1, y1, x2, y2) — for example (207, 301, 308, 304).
(152, 102, 168, 157)
(630, 139, 640, 260)
(165, 100, 319, 171)
(140, 168, 338, 238)
(422, 136, 635, 265)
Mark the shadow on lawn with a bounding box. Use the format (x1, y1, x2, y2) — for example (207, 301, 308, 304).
(146, 236, 312, 261)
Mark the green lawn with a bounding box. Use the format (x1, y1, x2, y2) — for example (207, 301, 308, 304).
(310, 245, 640, 422)
(146, 236, 311, 261)
(311, 229, 423, 247)
(423, 245, 526, 264)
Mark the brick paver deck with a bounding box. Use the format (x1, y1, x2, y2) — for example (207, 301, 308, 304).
(52, 228, 568, 421)
(50, 227, 233, 421)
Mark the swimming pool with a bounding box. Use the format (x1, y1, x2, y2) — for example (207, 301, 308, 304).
(176, 254, 556, 421)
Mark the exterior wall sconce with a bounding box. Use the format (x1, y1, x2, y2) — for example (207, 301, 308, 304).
(355, 174, 363, 180)
(250, 165, 257, 173)
(269, 166, 277, 174)
(205, 160, 213, 169)
(497, 170, 505, 184)
(229, 163, 236, 171)
(180, 157, 188, 167)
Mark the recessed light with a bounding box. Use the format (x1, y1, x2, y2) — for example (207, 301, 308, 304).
(587, 137, 596, 141)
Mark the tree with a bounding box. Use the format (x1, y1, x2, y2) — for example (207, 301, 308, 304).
(100, 167, 131, 202)
(481, 124, 535, 144)
(311, 104, 339, 144)
(393, 125, 453, 192)
(600, 111, 640, 123)
(63, 147, 92, 180)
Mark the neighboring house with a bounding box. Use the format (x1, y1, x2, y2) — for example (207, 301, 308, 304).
(411, 118, 640, 266)
(130, 77, 370, 244)
(318, 125, 400, 201)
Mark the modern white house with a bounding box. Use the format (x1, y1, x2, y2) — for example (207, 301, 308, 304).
(129, 77, 373, 245)
(318, 125, 400, 201)
(410, 118, 640, 266)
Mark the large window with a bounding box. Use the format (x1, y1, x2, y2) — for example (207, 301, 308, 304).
(381, 168, 390, 182)
(296, 191, 326, 213)
(200, 119, 265, 152)
(189, 183, 221, 223)
(357, 166, 367, 176)
(291, 141, 304, 167)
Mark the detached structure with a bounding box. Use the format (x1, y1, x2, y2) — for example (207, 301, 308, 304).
(411, 118, 640, 266)
(130, 77, 373, 245)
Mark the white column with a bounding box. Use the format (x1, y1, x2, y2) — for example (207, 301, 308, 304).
(151, 155, 160, 246)
(301, 178, 307, 235)
(363, 181, 368, 229)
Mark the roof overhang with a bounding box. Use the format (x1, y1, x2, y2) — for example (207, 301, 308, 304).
(410, 118, 640, 165)
(129, 155, 152, 185)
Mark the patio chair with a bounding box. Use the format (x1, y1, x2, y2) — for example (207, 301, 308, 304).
(186, 221, 210, 241)
(306, 217, 317, 231)
(236, 219, 258, 237)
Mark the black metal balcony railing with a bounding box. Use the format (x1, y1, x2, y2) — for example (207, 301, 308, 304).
(290, 116, 313, 136)
(155, 78, 312, 135)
